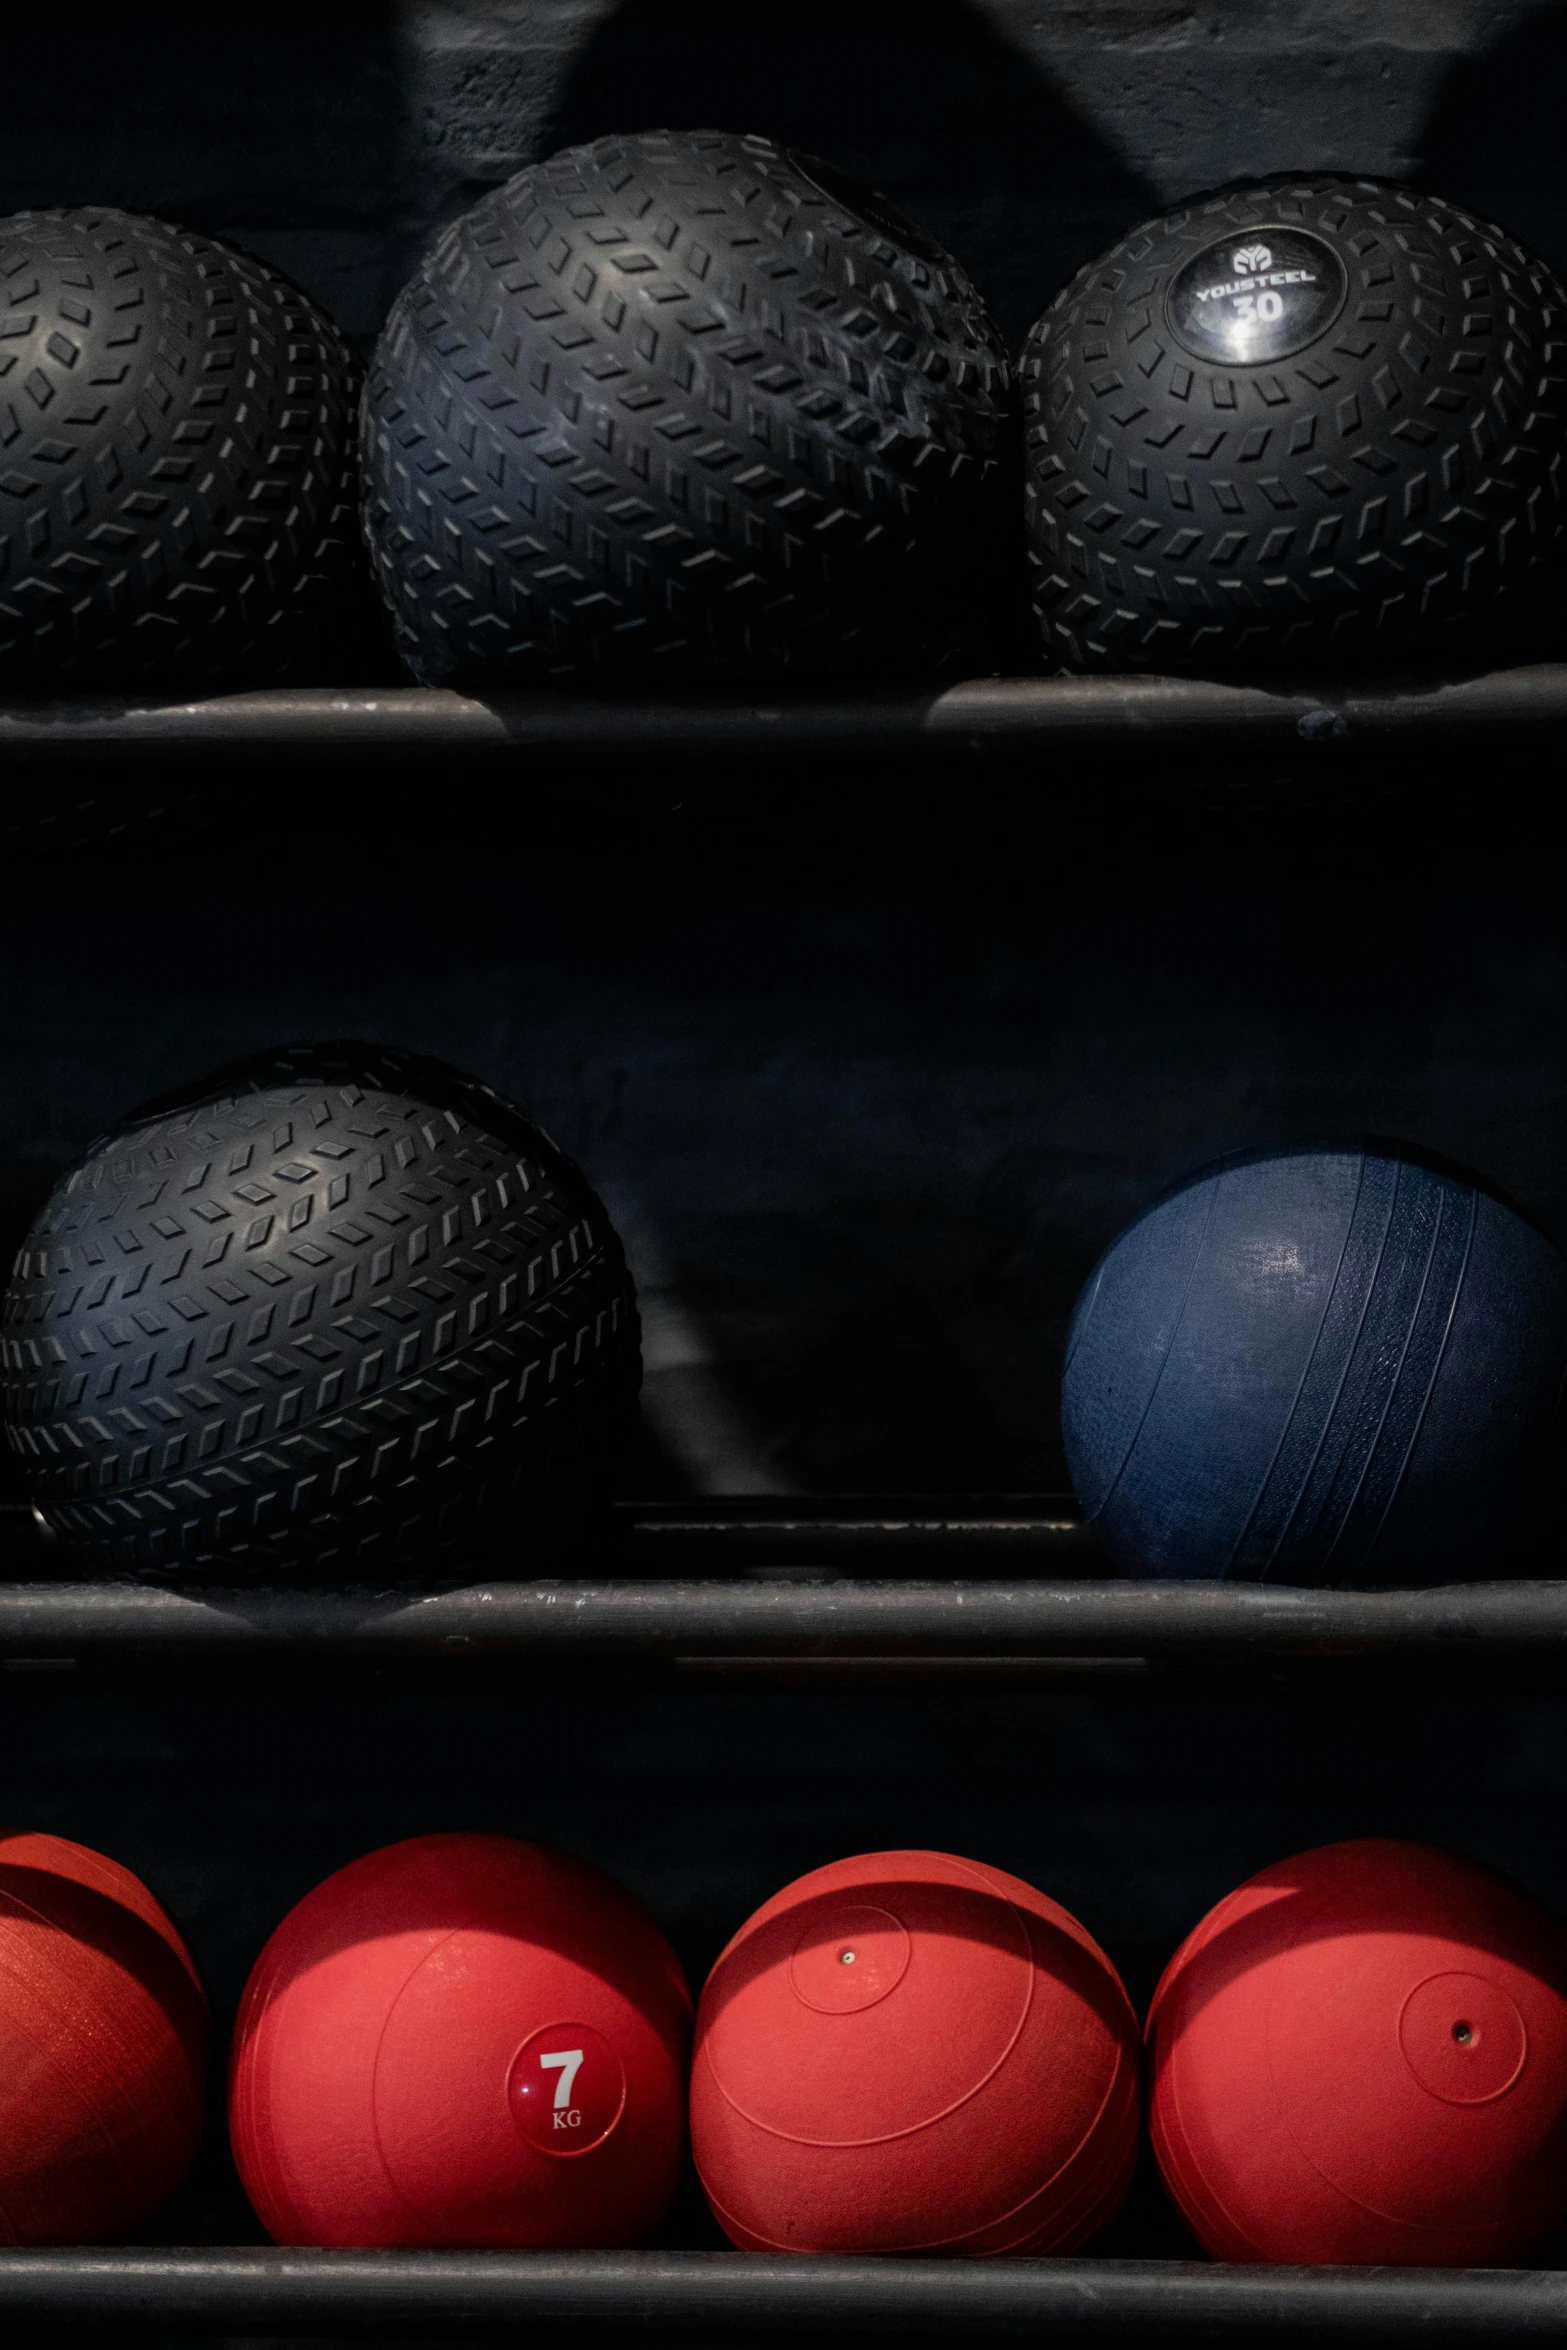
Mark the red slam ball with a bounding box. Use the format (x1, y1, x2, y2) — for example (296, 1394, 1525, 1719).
(0, 1830, 207, 2243)
(690, 1848, 1140, 2254)
(229, 1833, 691, 2247)
(1148, 1838, 1567, 2264)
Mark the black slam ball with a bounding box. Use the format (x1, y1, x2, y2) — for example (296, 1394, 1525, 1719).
(0, 208, 364, 688)
(1, 1044, 640, 1579)
(362, 131, 1013, 684)
(1021, 179, 1566, 671)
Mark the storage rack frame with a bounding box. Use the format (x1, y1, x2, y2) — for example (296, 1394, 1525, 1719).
(3, 681, 1563, 2337)
(2, 666, 1564, 772)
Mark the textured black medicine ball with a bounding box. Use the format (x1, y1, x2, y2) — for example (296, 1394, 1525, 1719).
(1022, 180, 1566, 671)
(1062, 1146, 1567, 1586)
(0, 208, 364, 689)
(1, 1043, 640, 1580)
(362, 130, 1013, 685)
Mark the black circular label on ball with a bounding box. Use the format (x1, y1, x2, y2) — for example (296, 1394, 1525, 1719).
(1165, 227, 1348, 365)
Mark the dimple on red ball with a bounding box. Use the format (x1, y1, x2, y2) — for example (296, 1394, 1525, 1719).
(690, 1848, 1140, 2255)
(1147, 1838, 1567, 2264)
(229, 1833, 691, 2247)
(0, 1830, 207, 2243)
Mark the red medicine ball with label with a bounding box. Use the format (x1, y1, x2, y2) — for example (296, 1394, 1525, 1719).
(1148, 1839, 1567, 2264)
(690, 1849, 1140, 2254)
(229, 1834, 690, 2246)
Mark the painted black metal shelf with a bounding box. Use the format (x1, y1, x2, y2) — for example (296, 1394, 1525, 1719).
(1, 663, 1563, 773)
(1, 1571, 1565, 1666)
(0, 1502, 1560, 1679)
(0, 2248, 1559, 2339)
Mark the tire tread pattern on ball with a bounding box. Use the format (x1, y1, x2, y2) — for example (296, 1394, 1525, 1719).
(1, 1048, 640, 1579)
(361, 131, 1013, 684)
(0, 207, 364, 688)
(1021, 178, 1567, 669)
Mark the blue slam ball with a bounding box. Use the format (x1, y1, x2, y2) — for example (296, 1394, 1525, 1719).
(1062, 1149, 1567, 1584)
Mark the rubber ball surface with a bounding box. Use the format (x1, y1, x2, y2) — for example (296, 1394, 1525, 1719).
(1022, 178, 1567, 671)
(1, 1042, 640, 1580)
(1147, 1838, 1567, 2264)
(0, 207, 363, 688)
(0, 1830, 207, 2244)
(690, 1848, 1140, 2254)
(230, 1833, 690, 2248)
(362, 130, 1013, 685)
(1061, 1144, 1567, 1583)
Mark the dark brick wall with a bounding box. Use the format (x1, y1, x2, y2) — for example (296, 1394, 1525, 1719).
(4, 3, 1564, 342)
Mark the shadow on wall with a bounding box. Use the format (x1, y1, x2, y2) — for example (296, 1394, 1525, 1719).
(547, 0, 1159, 345)
(1418, 3, 1567, 278)
(0, 6, 405, 342)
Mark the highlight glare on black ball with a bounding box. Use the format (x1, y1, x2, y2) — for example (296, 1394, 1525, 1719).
(362, 130, 1014, 686)
(2, 1044, 640, 1580)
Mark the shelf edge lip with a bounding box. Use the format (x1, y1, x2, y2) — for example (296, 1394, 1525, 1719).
(0, 1577, 1565, 1657)
(3, 664, 1566, 756)
(0, 2249, 1560, 2334)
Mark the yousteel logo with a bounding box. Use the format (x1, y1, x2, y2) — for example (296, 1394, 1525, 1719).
(1170, 227, 1345, 360)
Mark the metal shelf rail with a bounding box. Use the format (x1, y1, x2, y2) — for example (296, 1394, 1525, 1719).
(0, 1502, 1561, 1667)
(2, 665, 1565, 768)
(0, 1572, 1565, 1666)
(0, 2249, 1560, 2339)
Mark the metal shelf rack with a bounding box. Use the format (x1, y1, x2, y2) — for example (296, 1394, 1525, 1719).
(2, 1567, 1565, 1670)
(0, 2247, 1560, 2339)
(2, 664, 1564, 771)
(2, 1504, 1561, 1675)
(5, 672, 1563, 2334)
